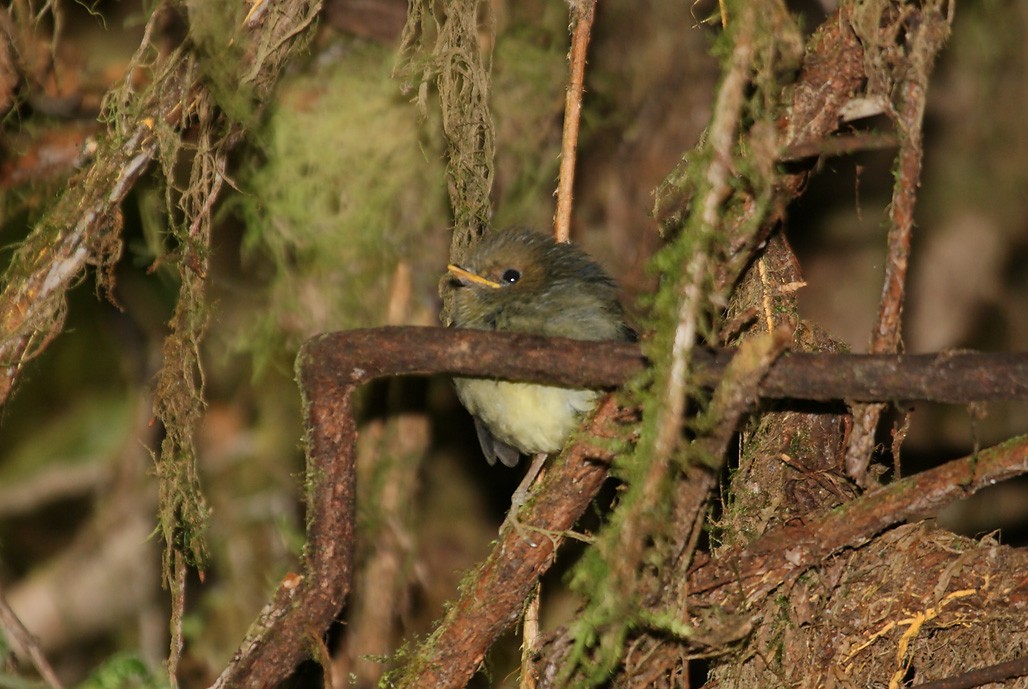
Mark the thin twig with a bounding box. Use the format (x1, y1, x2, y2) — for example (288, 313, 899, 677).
(652, 0, 755, 500)
(519, 582, 541, 689)
(167, 556, 187, 689)
(0, 581, 65, 689)
(614, 15, 757, 601)
(310, 630, 336, 689)
(525, 1, 598, 674)
(777, 131, 898, 162)
(845, 2, 953, 486)
(553, 0, 596, 243)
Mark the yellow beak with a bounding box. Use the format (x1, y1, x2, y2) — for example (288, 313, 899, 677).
(447, 264, 502, 289)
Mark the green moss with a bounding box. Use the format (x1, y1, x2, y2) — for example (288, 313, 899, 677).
(490, 31, 567, 230)
(238, 40, 449, 366)
(395, 0, 496, 264)
(186, 1, 259, 129)
(74, 652, 166, 689)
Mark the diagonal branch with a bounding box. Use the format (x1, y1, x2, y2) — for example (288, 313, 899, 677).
(390, 394, 622, 689)
(912, 656, 1028, 689)
(0, 581, 64, 689)
(0, 67, 187, 405)
(689, 432, 1028, 604)
(0, 0, 324, 408)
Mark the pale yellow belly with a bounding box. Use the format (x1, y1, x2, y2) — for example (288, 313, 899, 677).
(455, 378, 598, 454)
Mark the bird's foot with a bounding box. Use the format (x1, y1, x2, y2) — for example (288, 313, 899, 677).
(501, 452, 549, 547)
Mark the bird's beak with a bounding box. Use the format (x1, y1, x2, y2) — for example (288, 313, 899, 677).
(447, 264, 502, 289)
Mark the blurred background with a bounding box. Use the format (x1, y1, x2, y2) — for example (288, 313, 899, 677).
(0, 0, 1025, 686)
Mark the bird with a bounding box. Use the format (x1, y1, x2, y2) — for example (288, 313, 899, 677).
(444, 226, 633, 469)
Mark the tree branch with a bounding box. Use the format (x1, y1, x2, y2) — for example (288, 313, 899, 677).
(845, 0, 954, 484)
(390, 394, 622, 689)
(0, 581, 64, 689)
(688, 433, 1028, 603)
(553, 0, 596, 243)
(213, 326, 1026, 687)
(296, 327, 1028, 404)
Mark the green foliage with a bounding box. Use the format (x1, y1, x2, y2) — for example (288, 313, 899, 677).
(185, 2, 259, 129)
(73, 653, 166, 689)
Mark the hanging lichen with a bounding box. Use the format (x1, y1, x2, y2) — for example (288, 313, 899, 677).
(395, 0, 496, 267)
(141, 1, 324, 680)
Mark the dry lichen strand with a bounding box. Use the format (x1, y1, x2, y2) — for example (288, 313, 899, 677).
(395, 0, 496, 271)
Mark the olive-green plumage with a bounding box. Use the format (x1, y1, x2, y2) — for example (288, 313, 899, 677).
(445, 227, 633, 467)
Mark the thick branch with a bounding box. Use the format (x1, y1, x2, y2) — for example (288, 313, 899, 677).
(393, 396, 621, 689)
(210, 340, 358, 689)
(299, 327, 1028, 404)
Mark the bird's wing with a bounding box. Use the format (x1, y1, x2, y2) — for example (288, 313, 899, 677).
(473, 416, 522, 468)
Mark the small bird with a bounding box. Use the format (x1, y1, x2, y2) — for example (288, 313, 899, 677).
(445, 226, 633, 468)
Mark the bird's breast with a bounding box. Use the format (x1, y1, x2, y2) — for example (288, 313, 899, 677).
(454, 378, 598, 455)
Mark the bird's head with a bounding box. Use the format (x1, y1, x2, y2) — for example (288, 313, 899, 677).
(444, 227, 621, 336)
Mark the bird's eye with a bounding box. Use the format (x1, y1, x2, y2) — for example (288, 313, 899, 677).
(501, 269, 521, 284)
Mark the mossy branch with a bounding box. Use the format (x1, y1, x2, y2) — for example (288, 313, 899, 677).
(554, 2, 803, 680)
(0, 12, 189, 406)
